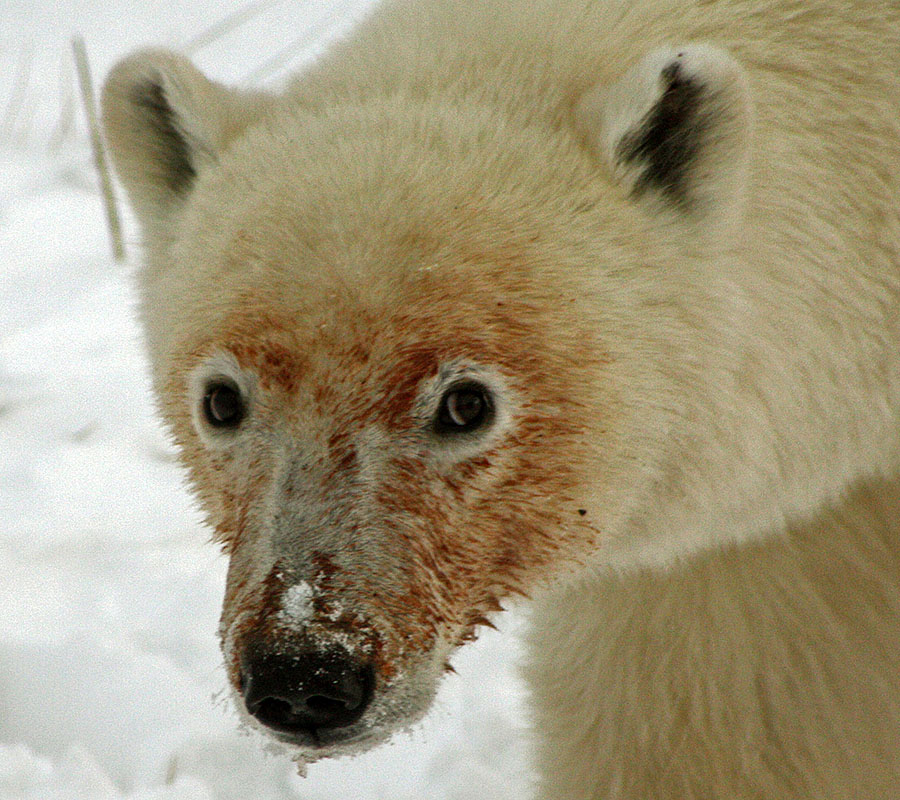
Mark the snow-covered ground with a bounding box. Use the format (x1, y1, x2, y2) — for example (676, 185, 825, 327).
(0, 3, 533, 798)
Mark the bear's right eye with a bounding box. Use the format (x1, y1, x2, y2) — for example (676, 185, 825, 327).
(202, 381, 245, 428)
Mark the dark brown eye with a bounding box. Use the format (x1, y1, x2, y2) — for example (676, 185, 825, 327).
(203, 381, 244, 428)
(435, 382, 493, 434)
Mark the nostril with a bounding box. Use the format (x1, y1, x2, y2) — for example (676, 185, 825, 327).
(307, 693, 355, 714)
(241, 645, 374, 735)
(253, 696, 299, 729)
(248, 688, 363, 728)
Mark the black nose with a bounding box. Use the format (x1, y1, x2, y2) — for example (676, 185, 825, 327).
(241, 644, 375, 735)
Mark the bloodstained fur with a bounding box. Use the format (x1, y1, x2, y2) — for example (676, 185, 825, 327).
(158, 236, 614, 722)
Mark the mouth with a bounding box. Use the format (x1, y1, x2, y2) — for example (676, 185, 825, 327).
(246, 689, 412, 764)
(269, 724, 359, 750)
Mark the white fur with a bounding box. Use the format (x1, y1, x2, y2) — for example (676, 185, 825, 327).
(101, 0, 900, 796)
(527, 478, 900, 799)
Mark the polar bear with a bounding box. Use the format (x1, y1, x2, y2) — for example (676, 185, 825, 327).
(101, 0, 900, 797)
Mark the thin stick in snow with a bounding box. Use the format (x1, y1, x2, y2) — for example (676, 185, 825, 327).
(72, 35, 125, 263)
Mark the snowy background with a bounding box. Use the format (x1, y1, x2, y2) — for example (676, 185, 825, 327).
(0, 2, 534, 797)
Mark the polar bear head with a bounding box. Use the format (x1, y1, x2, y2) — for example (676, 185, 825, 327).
(102, 41, 751, 758)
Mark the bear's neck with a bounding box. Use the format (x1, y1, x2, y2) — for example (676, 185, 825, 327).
(525, 475, 900, 799)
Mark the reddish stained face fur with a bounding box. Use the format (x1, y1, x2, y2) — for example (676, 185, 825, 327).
(158, 230, 614, 742)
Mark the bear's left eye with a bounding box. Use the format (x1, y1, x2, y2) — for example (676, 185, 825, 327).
(202, 380, 245, 428)
(434, 382, 494, 434)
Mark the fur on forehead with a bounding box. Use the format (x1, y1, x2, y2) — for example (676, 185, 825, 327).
(170, 262, 601, 405)
(145, 123, 613, 391)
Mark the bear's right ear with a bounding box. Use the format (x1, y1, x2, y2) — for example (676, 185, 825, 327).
(101, 49, 271, 234)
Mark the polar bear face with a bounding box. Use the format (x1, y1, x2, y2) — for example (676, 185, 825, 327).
(102, 44, 750, 757)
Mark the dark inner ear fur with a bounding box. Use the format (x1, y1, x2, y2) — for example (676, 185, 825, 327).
(130, 79, 197, 196)
(615, 61, 708, 210)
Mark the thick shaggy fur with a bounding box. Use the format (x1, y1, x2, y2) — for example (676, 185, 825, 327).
(527, 478, 900, 798)
(102, 1, 900, 797)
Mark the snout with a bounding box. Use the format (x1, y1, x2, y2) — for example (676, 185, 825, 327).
(240, 639, 375, 743)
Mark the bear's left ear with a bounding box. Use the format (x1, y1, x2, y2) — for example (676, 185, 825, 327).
(577, 44, 752, 226)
